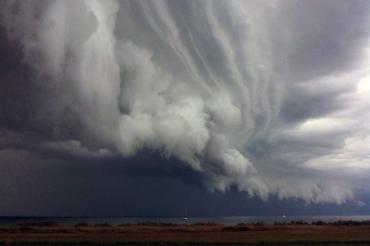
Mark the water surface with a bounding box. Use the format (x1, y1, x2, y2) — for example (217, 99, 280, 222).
(1, 215, 370, 225)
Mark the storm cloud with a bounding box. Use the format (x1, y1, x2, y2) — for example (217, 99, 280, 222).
(1, 0, 370, 212)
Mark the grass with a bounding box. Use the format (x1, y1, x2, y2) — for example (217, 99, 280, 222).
(1, 221, 370, 245)
(2, 241, 370, 245)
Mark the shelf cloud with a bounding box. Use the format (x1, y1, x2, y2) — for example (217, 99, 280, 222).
(1, 0, 370, 207)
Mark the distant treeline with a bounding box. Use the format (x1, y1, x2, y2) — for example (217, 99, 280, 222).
(274, 220, 370, 226)
(13, 220, 370, 228)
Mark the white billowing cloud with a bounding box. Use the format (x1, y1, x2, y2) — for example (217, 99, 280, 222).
(306, 136, 370, 170)
(42, 140, 114, 159)
(288, 117, 356, 137)
(304, 71, 370, 171)
(2, 0, 370, 204)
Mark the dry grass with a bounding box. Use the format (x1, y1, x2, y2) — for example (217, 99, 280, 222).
(0, 222, 370, 245)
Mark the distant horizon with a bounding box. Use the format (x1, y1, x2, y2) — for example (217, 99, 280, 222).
(1, 214, 370, 218)
(1, 213, 370, 219)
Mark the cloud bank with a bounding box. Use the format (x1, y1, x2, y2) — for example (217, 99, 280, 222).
(1, 0, 370, 204)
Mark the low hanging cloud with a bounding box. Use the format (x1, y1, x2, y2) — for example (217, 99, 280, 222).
(1, 0, 370, 204)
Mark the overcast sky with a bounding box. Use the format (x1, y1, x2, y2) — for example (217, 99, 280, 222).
(1, 0, 370, 216)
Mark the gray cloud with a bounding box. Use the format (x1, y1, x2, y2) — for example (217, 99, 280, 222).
(1, 0, 370, 207)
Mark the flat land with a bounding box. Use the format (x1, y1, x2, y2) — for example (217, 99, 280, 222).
(1, 222, 370, 245)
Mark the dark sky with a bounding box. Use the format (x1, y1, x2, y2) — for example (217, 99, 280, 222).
(1, 0, 370, 216)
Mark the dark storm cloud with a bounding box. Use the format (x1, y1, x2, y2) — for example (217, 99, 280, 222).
(1, 0, 370, 216)
(277, 0, 370, 82)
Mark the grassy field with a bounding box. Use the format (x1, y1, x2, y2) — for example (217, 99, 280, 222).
(1, 221, 370, 245)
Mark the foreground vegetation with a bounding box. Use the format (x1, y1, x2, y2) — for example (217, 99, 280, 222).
(1, 220, 370, 245)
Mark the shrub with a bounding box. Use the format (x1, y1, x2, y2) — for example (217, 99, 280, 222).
(94, 223, 112, 227)
(75, 222, 89, 227)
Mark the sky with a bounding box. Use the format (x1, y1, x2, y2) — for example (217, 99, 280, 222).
(0, 0, 370, 216)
